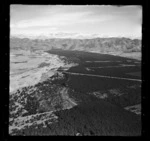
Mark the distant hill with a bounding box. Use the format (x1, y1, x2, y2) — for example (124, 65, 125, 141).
(10, 37, 141, 54)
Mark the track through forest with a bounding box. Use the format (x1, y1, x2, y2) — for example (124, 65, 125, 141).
(63, 72, 142, 82)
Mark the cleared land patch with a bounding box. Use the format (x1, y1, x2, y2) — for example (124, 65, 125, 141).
(124, 104, 141, 115)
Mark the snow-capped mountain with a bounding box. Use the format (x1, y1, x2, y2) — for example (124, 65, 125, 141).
(10, 32, 141, 40)
(10, 32, 98, 39)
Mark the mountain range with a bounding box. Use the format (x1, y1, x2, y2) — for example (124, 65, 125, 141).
(11, 32, 141, 40)
(10, 35, 141, 56)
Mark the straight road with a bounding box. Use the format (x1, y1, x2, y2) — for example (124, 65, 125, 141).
(63, 72, 142, 82)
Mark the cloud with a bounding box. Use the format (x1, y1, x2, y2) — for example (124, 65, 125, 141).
(11, 11, 87, 28)
(10, 5, 142, 38)
(10, 10, 114, 29)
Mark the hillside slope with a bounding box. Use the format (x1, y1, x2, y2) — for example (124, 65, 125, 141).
(10, 37, 141, 54)
(9, 78, 141, 136)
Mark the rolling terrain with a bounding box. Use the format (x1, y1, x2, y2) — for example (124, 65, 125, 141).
(9, 38, 141, 136)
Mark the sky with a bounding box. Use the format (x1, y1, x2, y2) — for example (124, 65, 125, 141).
(10, 5, 142, 38)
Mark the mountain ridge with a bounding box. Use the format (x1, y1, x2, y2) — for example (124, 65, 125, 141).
(10, 37, 141, 55)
